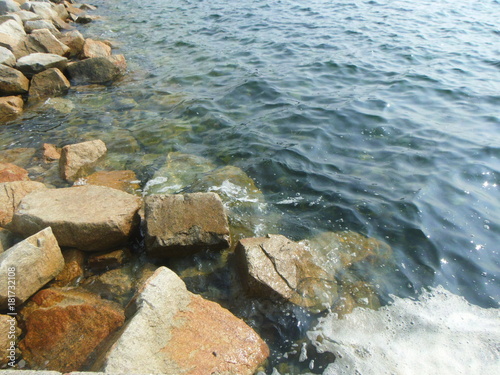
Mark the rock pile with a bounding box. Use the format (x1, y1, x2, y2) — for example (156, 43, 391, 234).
(0, 0, 127, 122)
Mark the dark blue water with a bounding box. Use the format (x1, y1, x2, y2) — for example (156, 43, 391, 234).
(1, 0, 499, 370)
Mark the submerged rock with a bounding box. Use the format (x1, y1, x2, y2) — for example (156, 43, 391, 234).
(96, 266, 269, 375)
(59, 139, 107, 182)
(0, 180, 47, 228)
(0, 162, 29, 182)
(82, 265, 135, 305)
(145, 192, 231, 258)
(66, 56, 123, 85)
(236, 234, 337, 312)
(19, 287, 125, 372)
(87, 248, 131, 272)
(0, 227, 64, 309)
(0, 147, 36, 167)
(52, 248, 86, 287)
(84, 170, 140, 194)
(10, 185, 142, 251)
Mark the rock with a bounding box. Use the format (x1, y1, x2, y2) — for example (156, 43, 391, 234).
(236, 234, 338, 312)
(0, 13, 22, 27)
(14, 10, 42, 22)
(0, 162, 29, 182)
(19, 287, 125, 372)
(0, 19, 25, 42)
(40, 96, 73, 113)
(0, 313, 21, 367)
(66, 56, 123, 85)
(0, 227, 64, 309)
(0, 0, 21, 14)
(11, 185, 142, 251)
(0, 64, 29, 95)
(145, 193, 231, 258)
(80, 38, 111, 59)
(83, 170, 140, 194)
(96, 266, 269, 374)
(82, 265, 135, 305)
(15, 52, 67, 77)
(75, 14, 93, 24)
(87, 248, 130, 272)
(29, 2, 57, 21)
(24, 19, 58, 34)
(52, 248, 85, 287)
(52, 3, 68, 20)
(0, 32, 30, 59)
(0, 147, 36, 167)
(58, 139, 107, 182)
(333, 275, 381, 318)
(107, 54, 127, 74)
(0, 95, 23, 122)
(28, 67, 70, 99)
(0, 180, 46, 228)
(0, 228, 18, 253)
(58, 29, 84, 57)
(42, 143, 61, 162)
(0, 45, 15, 66)
(80, 3, 97, 11)
(27, 28, 69, 55)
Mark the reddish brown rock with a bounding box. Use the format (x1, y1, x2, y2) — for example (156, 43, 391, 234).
(59, 139, 107, 182)
(0, 162, 29, 182)
(88, 248, 130, 271)
(52, 248, 86, 287)
(80, 38, 111, 59)
(28, 67, 70, 99)
(42, 143, 61, 163)
(85, 170, 139, 193)
(19, 287, 125, 372)
(0, 180, 46, 228)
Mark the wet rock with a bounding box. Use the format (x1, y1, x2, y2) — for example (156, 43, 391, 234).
(66, 56, 123, 84)
(0, 227, 64, 309)
(0, 19, 25, 42)
(0, 0, 21, 14)
(83, 170, 140, 194)
(0, 313, 21, 366)
(0, 45, 15, 66)
(0, 95, 23, 121)
(80, 38, 111, 59)
(0, 227, 18, 253)
(145, 192, 231, 258)
(82, 265, 135, 305)
(52, 248, 85, 287)
(11, 185, 141, 251)
(39, 96, 74, 114)
(236, 234, 337, 312)
(28, 67, 70, 99)
(75, 14, 93, 24)
(59, 139, 107, 182)
(15, 52, 67, 77)
(0, 180, 46, 227)
(24, 19, 58, 34)
(87, 248, 131, 272)
(58, 29, 84, 57)
(96, 266, 269, 374)
(333, 276, 381, 318)
(0, 162, 29, 182)
(0, 147, 36, 167)
(27, 28, 69, 56)
(107, 53, 127, 73)
(0, 64, 29, 95)
(19, 287, 125, 372)
(42, 143, 61, 162)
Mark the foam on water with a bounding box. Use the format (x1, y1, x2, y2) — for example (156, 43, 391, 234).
(308, 286, 500, 375)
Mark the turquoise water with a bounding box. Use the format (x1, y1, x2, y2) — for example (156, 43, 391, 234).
(1, 0, 499, 372)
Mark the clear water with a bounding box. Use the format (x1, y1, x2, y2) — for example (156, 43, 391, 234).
(1, 0, 499, 372)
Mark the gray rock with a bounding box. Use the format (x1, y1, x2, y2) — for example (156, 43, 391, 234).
(59, 139, 107, 182)
(11, 185, 142, 251)
(65, 56, 123, 84)
(0, 32, 30, 59)
(30, 2, 57, 21)
(0, 228, 17, 254)
(14, 10, 42, 22)
(0, 64, 28, 95)
(27, 28, 69, 55)
(0, 19, 25, 42)
(145, 192, 231, 257)
(0, 181, 47, 228)
(24, 19, 58, 34)
(0, 0, 21, 15)
(0, 227, 64, 309)
(28, 67, 70, 99)
(15, 52, 67, 77)
(95, 266, 269, 374)
(0, 13, 22, 26)
(0, 45, 15, 66)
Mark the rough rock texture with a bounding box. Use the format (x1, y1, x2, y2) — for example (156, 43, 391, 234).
(81, 38, 111, 59)
(0, 313, 20, 366)
(107, 54, 127, 74)
(82, 265, 135, 305)
(59, 139, 107, 182)
(15, 52, 67, 77)
(0, 162, 29, 182)
(10, 185, 142, 251)
(66, 56, 123, 84)
(0, 227, 64, 309)
(0, 19, 25, 41)
(0, 32, 30, 59)
(84, 170, 140, 193)
(14, 10, 43, 23)
(88, 248, 130, 272)
(0, 0, 21, 15)
(0, 181, 47, 227)
(0, 227, 17, 253)
(236, 234, 338, 312)
(19, 287, 125, 372)
(145, 193, 231, 257)
(96, 266, 269, 374)
(0, 64, 29, 95)
(0, 95, 23, 121)
(42, 143, 61, 162)
(24, 19, 58, 34)
(28, 67, 70, 99)
(58, 29, 84, 57)
(52, 248, 85, 287)
(27, 28, 69, 56)
(0, 45, 15, 66)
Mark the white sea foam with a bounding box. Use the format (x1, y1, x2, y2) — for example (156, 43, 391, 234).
(308, 286, 500, 375)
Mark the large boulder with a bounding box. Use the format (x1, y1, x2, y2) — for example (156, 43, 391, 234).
(0, 64, 29, 95)
(0, 181, 46, 228)
(58, 139, 107, 182)
(10, 185, 142, 251)
(58, 29, 84, 57)
(65, 56, 123, 85)
(0, 227, 64, 309)
(145, 192, 231, 257)
(0, 95, 23, 121)
(96, 266, 269, 374)
(80, 38, 111, 59)
(0, 162, 29, 182)
(0, 0, 21, 15)
(14, 10, 43, 23)
(27, 28, 69, 56)
(28, 67, 70, 99)
(0, 19, 25, 42)
(236, 234, 338, 312)
(15, 52, 67, 78)
(19, 287, 125, 371)
(0, 45, 15, 66)
(24, 19, 58, 34)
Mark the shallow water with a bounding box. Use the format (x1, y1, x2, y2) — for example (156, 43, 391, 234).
(1, 0, 499, 373)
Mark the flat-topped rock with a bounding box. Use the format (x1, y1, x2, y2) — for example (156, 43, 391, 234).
(145, 192, 231, 257)
(16, 52, 67, 77)
(0, 64, 29, 95)
(0, 227, 64, 309)
(10, 185, 142, 251)
(59, 139, 107, 182)
(96, 266, 269, 374)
